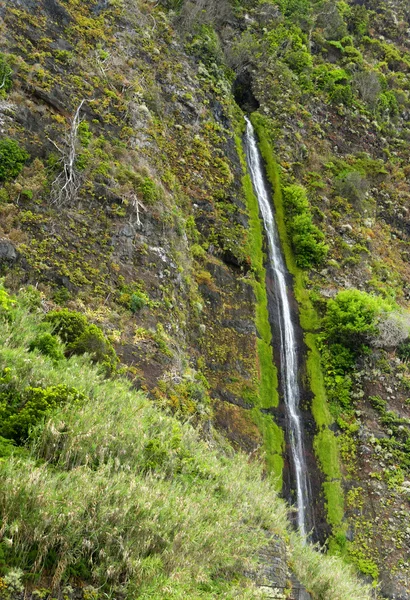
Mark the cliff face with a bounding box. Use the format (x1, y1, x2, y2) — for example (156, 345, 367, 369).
(228, 0, 410, 596)
(0, 0, 267, 455)
(0, 0, 409, 598)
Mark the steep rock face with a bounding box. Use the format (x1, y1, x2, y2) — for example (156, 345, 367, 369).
(1, 0, 410, 597)
(0, 0, 266, 454)
(224, 0, 410, 595)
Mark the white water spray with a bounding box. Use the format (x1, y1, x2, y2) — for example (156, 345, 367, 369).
(244, 117, 310, 537)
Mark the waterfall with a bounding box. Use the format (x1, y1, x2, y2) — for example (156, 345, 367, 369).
(244, 117, 311, 538)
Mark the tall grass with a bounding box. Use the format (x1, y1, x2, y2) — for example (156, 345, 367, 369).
(0, 288, 374, 599)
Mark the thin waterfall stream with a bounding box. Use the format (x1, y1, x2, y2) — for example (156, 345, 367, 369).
(244, 117, 311, 538)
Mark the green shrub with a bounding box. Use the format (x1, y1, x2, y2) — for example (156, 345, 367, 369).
(377, 91, 399, 120)
(29, 333, 65, 362)
(284, 48, 312, 74)
(0, 436, 20, 459)
(130, 291, 147, 312)
(329, 83, 353, 106)
(324, 290, 389, 349)
(0, 288, 14, 314)
(398, 339, 410, 362)
(67, 324, 118, 373)
(0, 380, 85, 444)
(138, 176, 161, 205)
(45, 310, 118, 373)
(0, 139, 29, 181)
(45, 309, 88, 343)
(187, 24, 224, 68)
(283, 185, 328, 268)
(335, 170, 373, 211)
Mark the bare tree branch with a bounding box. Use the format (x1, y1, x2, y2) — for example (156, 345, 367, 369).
(50, 100, 87, 206)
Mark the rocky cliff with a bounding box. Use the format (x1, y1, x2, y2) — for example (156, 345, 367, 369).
(0, 0, 409, 598)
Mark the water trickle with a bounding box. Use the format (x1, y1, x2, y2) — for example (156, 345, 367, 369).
(244, 117, 311, 538)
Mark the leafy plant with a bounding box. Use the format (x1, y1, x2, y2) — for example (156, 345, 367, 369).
(0, 378, 85, 444)
(0, 139, 29, 181)
(46, 309, 88, 343)
(323, 290, 390, 349)
(67, 324, 118, 373)
(45, 310, 118, 373)
(29, 333, 65, 362)
(129, 291, 147, 312)
(283, 184, 328, 268)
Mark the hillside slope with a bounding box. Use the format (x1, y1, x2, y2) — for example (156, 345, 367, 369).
(0, 0, 409, 598)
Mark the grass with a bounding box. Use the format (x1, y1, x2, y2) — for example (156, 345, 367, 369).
(250, 114, 346, 544)
(0, 285, 375, 600)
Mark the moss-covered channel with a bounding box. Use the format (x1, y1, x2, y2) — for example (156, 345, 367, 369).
(245, 112, 345, 548)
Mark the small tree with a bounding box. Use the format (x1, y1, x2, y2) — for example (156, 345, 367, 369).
(352, 70, 381, 108)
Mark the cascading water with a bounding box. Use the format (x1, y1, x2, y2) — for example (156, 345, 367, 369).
(244, 117, 311, 538)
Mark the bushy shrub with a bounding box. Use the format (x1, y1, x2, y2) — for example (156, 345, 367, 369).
(138, 176, 162, 205)
(323, 289, 389, 349)
(283, 184, 328, 268)
(45, 310, 118, 373)
(335, 170, 369, 208)
(67, 324, 118, 374)
(329, 83, 353, 106)
(129, 291, 146, 312)
(29, 333, 65, 362)
(46, 309, 88, 343)
(313, 65, 350, 91)
(398, 339, 410, 362)
(0, 139, 29, 181)
(373, 311, 410, 348)
(377, 91, 399, 120)
(187, 24, 224, 67)
(0, 377, 85, 444)
(320, 341, 355, 409)
(284, 48, 312, 74)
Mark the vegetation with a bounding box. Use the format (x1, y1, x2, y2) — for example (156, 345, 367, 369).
(323, 289, 391, 350)
(0, 139, 29, 181)
(282, 184, 328, 268)
(0, 285, 374, 600)
(45, 309, 118, 374)
(0, 53, 12, 97)
(234, 129, 283, 488)
(1, 0, 410, 595)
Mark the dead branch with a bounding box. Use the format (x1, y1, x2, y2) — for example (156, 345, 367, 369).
(50, 100, 87, 206)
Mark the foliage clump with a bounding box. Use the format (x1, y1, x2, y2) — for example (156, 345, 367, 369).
(323, 289, 390, 349)
(0, 139, 29, 181)
(283, 184, 328, 268)
(45, 309, 118, 373)
(29, 333, 65, 362)
(0, 368, 85, 445)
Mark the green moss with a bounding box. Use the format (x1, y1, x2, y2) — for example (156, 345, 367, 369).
(251, 409, 284, 492)
(234, 131, 282, 487)
(251, 113, 345, 542)
(322, 481, 345, 529)
(314, 429, 342, 481)
(305, 333, 332, 429)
